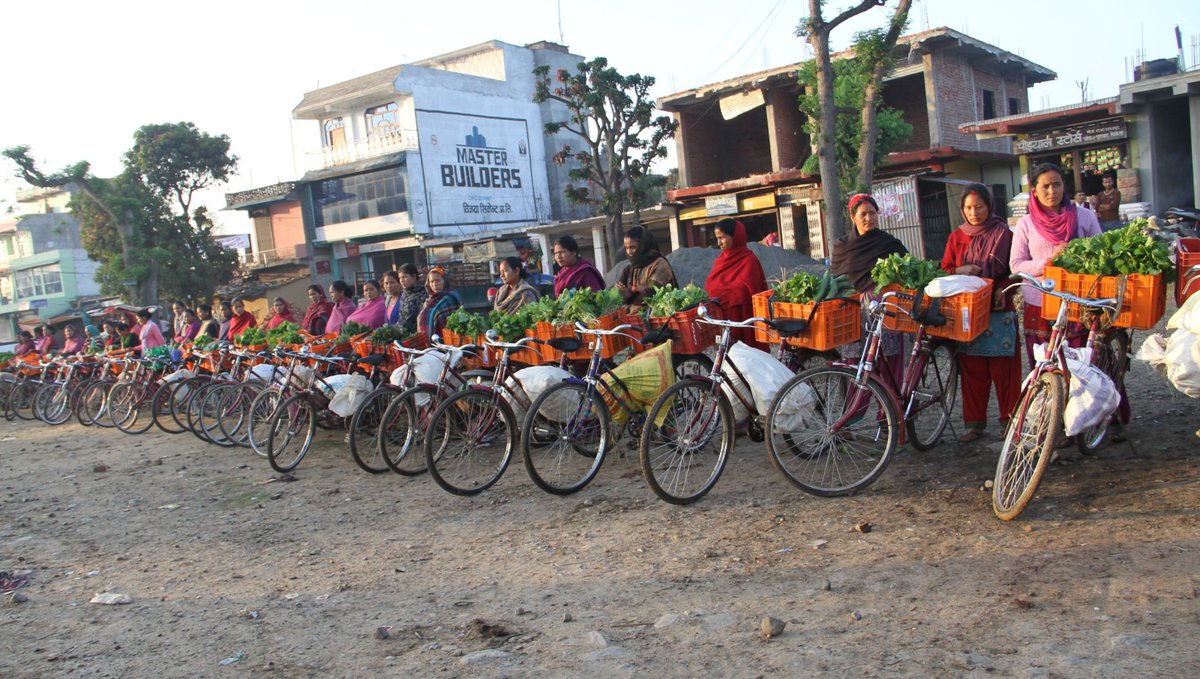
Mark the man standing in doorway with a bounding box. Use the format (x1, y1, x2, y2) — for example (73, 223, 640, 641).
(1095, 174, 1123, 232)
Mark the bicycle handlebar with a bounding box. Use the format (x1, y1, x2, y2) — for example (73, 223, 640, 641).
(1007, 272, 1119, 311)
(696, 304, 765, 329)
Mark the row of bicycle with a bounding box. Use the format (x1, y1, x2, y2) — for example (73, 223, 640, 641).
(1, 273, 1129, 519)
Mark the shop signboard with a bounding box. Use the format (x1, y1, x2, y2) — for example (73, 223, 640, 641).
(415, 109, 538, 228)
(214, 234, 251, 250)
(704, 194, 738, 216)
(1014, 118, 1127, 155)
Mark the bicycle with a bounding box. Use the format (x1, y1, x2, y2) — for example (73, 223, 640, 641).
(764, 289, 961, 497)
(264, 350, 348, 473)
(992, 272, 1122, 521)
(33, 356, 98, 426)
(519, 322, 649, 495)
(422, 331, 541, 496)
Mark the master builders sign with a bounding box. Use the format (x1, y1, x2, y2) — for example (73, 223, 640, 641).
(415, 109, 538, 228)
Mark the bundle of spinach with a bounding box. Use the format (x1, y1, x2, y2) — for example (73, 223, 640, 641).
(370, 324, 402, 344)
(234, 326, 268, 346)
(336, 321, 371, 343)
(772, 271, 855, 303)
(645, 284, 709, 318)
(488, 309, 533, 342)
(1051, 223, 1174, 280)
(555, 287, 624, 325)
(266, 321, 304, 346)
(524, 295, 563, 325)
(871, 253, 946, 290)
(445, 308, 489, 338)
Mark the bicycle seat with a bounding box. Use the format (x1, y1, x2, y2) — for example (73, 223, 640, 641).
(771, 319, 810, 338)
(547, 336, 582, 353)
(461, 369, 494, 381)
(908, 290, 947, 327)
(357, 353, 387, 366)
(641, 326, 673, 345)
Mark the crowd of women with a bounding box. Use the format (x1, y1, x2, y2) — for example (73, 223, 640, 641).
(9, 162, 1120, 445)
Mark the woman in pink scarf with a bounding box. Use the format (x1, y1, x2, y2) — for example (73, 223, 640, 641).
(60, 324, 86, 355)
(1010, 163, 1101, 368)
(136, 308, 166, 352)
(324, 280, 358, 335)
(34, 326, 56, 354)
(552, 235, 604, 297)
(344, 279, 386, 330)
(264, 297, 297, 330)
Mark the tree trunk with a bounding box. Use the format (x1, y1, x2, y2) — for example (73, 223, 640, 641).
(855, 0, 912, 191)
(808, 24, 847, 251)
(145, 258, 160, 307)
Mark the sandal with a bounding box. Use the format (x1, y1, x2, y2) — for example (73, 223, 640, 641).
(957, 428, 987, 443)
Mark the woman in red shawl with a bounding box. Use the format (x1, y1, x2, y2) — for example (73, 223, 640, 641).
(940, 184, 1020, 442)
(300, 285, 333, 336)
(552, 235, 605, 297)
(226, 297, 258, 340)
(704, 219, 768, 349)
(264, 296, 297, 330)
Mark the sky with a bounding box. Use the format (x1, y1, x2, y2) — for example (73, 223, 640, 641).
(2, 0, 1197, 235)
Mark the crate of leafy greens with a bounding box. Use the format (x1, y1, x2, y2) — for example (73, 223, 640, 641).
(871, 253, 991, 341)
(1044, 222, 1171, 329)
(333, 322, 371, 356)
(266, 321, 305, 351)
(441, 308, 492, 366)
(486, 309, 541, 364)
(551, 287, 627, 361)
(642, 283, 718, 354)
(752, 270, 861, 350)
(233, 326, 269, 351)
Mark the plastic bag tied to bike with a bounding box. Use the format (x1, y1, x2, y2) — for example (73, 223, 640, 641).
(503, 366, 572, 423)
(720, 342, 803, 424)
(327, 374, 372, 417)
(390, 349, 468, 406)
(600, 341, 675, 426)
(1032, 343, 1119, 436)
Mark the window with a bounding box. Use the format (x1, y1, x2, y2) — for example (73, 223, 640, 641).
(14, 263, 62, 299)
(1008, 97, 1020, 116)
(365, 102, 399, 139)
(311, 166, 407, 228)
(324, 118, 345, 147)
(982, 90, 996, 119)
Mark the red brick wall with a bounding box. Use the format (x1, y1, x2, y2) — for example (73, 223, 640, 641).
(883, 73, 930, 152)
(766, 87, 807, 170)
(930, 52, 1019, 154)
(677, 104, 772, 185)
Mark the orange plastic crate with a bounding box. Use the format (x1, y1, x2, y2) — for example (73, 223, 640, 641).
(1040, 266, 1165, 330)
(751, 290, 862, 351)
(880, 283, 993, 341)
(648, 305, 720, 354)
(1177, 238, 1200, 306)
(540, 311, 627, 363)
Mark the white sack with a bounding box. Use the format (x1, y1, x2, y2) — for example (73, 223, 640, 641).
(327, 374, 373, 417)
(1167, 292, 1200, 335)
(504, 366, 572, 422)
(1134, 333, 1169, 377)
(723, 342, 795, 416)
(925, 275, 989, 298)
(1165, 330, 1200, 398)
(1063, 364, 1119, 437)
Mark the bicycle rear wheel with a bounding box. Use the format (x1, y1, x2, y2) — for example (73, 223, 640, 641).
(11, 381, 40, 421)
(219, 383, 262, 447)
(113, 382, 157, 435)
(765, 366, 899, 497)
(424, 389, 515, 496)
(197, 384, 237, 447)
(248, 388, 285, 458)
(1076, 329, 1129, 455)
(521, 381, 610, 495)
(266, 394, 317, 473)
(639, 378, 733, 505)
(993, 371, 1064, 521)
(905, 343, 960, 451)
(379, 385, 437, 476)
(347, 387, 397, 474)
(77, 379, 114, 427)
(35, 383, 72, 426)
(152, 381, 186, 434)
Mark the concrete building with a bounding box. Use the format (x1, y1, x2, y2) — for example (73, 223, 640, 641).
(0, 185, 100, 342)
(227, 39, 593, 306)
(657, 27, 1055, 260)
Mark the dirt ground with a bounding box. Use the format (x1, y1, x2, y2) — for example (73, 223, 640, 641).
(2, 318, 1198, 678)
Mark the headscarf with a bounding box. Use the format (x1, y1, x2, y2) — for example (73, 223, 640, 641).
(830, 193, 908, 294)
(395, 283, 428, 335)
(1027, 190, 1078, 246)
(301, 289, 334, 336)
(627, 227, 665, 268)
(959, 187, 1013, 280)
(418, 268, 463, 337)
(264, 301, 297, 330)
(704, 220, 767, 313)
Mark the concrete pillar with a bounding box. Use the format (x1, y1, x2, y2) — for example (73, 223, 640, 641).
(532, 232, 553, 276)
(923, 53, 941, 147)
(591, 224, 608, 272)
(765, 89, 804, 172)
(1191, 94, 1200, 208)
(668, 213, 682, 252)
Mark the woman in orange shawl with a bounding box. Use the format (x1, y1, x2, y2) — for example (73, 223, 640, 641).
(704, 218, 768, 349)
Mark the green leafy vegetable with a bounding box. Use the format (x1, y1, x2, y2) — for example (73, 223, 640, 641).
(336, 321, 371, 343)
(645, 284, 709, 318)
(266, 321, 304, 347)
(871, 254, 947, 290)
(773, 271, 855, 303)
(234, 326, 268, 346)
(445, 308, 489, 338)
(555, 288, 623, 325)
(488, 309, 533, 342)
(1051, 222, 1174, 280)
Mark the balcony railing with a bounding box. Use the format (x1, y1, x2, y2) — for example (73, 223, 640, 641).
(305, 128, 417, 171)
(239, 244, 308, 269)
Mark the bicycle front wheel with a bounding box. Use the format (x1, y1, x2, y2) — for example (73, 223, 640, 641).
(11, 381, 40, 421)
(1077, 329, 1129, 455)
(639, 379, 733, 505)
(248, 388, 285, 458)
(993, 371, 1064, 521)
(905, 343, 960, 451)
(35, 384, 72, 426)
(379, 385, 438, 476)
(77, 379, 114, 427)
(266, 394, 317, 473)
(152, 381, 186, 434)
(348, 387, 397, 474)
(521, 381, 610, 495)
(765, 367, 900, 497)
(424, 389, 515, 496)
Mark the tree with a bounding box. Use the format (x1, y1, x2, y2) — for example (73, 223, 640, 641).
(4, 122, 239, 305)
(533, 57, 678, 269)
(798, 0, 913, 249)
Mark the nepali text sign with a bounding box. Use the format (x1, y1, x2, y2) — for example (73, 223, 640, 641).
(416, 110, 537, 228)
(704, 194, 738, 217)
(215, 233, 251, 250)
(1014, 117, 1127, 155)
